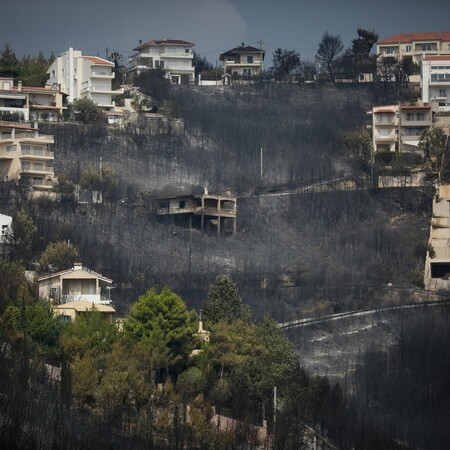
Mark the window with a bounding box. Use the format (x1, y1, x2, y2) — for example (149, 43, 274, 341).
(405, 45, 412, 52)
(406, 112, 414, 121)
(1, 225, 8, 236)
(21, 144, 30, 154)
(404, 127, 423, 136)
(33, 145, 43, 155)
(243, 68, 252, 76)
(379, 128, 390, 137)
(421, 43, 432, 51)
(247, 55, 254, 63)
(179, 200, 185, 208)
(448, 44, 450, 51)
(440, 89, 447, 98)
(386, 47, 395, 54)
(6, 144, 16, 152)
(51, 69, 56, 78)
(185, 49, 189, 53)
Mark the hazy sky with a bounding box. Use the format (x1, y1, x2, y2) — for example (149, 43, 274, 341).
(4, 0, 450, 65)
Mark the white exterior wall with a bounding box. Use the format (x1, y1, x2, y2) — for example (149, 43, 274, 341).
(422, 58, 450, 110)
(0, 213, 12, 243)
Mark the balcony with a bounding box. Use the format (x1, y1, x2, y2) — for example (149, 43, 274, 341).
(160, 52, 194, 59)
(374, 117, 397, 126)
(374, 132, 397, 142)
(20, 162, 54, 175)
(29, 178, 53, 190)
(20, 147, 54, 160)
(91, 71, 114, 79)
(60, 293, 110, 304)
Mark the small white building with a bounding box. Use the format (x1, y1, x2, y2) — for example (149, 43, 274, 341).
(46, 47, 123, 110)
(0, 213, 12, 243)
(421, 55, 450, 111)
(128, 39, 195, 84)
(219, 44, 265, 77)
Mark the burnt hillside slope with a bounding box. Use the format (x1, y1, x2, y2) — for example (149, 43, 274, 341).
(16, 84, 433, 318)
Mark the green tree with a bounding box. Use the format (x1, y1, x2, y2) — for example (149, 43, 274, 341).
(125, 288, 196, 367)
(0, 42, 20, 77)
(316, 31, 344, 79)
(71, 98, 105, 124)
(0, 259, 29, 315)
(5, 210, 40, 267)
(37, 240, 80, 273)
(420, 127, 446, 172)
(351, 28, 379, 57)
(342, 127, 373, 168)
(80, 163, 121, 200)
(270, 48, 301, 79)
(192, 52, 213, 77)
(134, 69, 170, 102)
(203, 275, 251, 324)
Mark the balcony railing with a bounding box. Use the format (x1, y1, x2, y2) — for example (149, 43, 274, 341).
(0, 133, 53, 141)
(21, 148, 54, 158)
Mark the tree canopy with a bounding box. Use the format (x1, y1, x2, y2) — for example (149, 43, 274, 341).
(203, 275, 251, 324)
(270, 48, 301, 79)
(316, 31, 344, 78)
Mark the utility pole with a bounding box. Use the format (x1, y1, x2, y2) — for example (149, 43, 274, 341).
(260, 147, 263, 178)
(259, 40, 264, 73)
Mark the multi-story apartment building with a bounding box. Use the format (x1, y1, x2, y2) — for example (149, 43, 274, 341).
(368, 104, 432, 155)
(46, 47, 123, 109)
(0, 122, 55, 195)
(421, 55, 450, 111)
(0, 77, 64, 122)
(219, 43, 265, 77)
(128, 39, 195, 84)
(376, 32, 450, 65)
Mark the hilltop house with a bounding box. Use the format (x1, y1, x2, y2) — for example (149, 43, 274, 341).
(46, 47, 123, 110)
(38, 262, 114, 305)
(367, 104, 432, 157)
(156, 191, 237, 237)
(0, 77, 64, 122)
(219, 43, 265, 77)
(376, 32, 450, 65)
(128, 39, 195, 84)
(421, 55, 450, 111)
(0, 121, 55, 195)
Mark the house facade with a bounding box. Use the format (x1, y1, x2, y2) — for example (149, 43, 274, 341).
(219, 44, 265, 77)
(0, 77, 64, 122)
(421, 55, 450, 111)
(376, 32, 450, 65)
(54, 301, 115, 323)
(0, 122, 55, 194)
(128, 39, 195, 84)
(368, 104, 432, 155)
(46, 47, 123, 109)
(38, 262, 113, 305)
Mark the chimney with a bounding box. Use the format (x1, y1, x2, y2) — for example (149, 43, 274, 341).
(73, 262, 82, 270)
(17, 81, 22, 92)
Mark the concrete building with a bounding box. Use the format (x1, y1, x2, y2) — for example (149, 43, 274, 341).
(0, 213, 12, 244)
(377, 32, 450, 65)
(0, 77, 65, 122)
(156, 191, 237, 237)
(128, 39, 195, 84)
(0, 122, 55, 195)
(425, 184, 450, 291)
(38, 262, 113, 305)
(219, 43, 265, 77)
(421, 55, 450, 111)
(368, 104, 432, 156)
(46, 47, 123, 109)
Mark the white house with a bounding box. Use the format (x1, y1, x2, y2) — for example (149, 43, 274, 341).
(0, 213, 12, 244)
(128, 39, 195, 84)
(377, 32, 450, 65)
(421, 55, 450, 111)
(46, 47, 123, 110)
(219, 44, 265, 77)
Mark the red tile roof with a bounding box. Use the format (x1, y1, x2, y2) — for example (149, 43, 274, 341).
(133, 39, 194, 51)
(377, 32, 450, 44)
(423, 55, 450, 61)
(81, 56, 113, 66)
(401, 105, 431, 110)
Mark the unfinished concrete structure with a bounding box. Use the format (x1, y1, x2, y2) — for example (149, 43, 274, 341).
(156, 192, 237, 237)
(425, 184, 450, 290)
